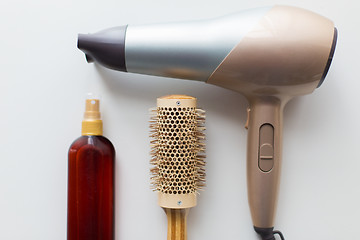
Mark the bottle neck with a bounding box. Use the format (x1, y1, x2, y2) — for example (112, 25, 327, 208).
(81, 120, 103, 136)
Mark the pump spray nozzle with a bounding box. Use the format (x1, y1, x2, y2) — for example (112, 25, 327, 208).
(81, 95, 103, 136)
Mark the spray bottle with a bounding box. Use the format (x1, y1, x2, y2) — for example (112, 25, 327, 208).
(67, 96, 115, 240)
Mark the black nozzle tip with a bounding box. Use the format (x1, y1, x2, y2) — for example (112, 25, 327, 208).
(77, 33, 88, 53)
(77, 33, 95, 63)
(77, 26, 128, 72)
(317, 27, 338, 88)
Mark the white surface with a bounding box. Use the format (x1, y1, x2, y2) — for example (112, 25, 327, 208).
(1, 0, 359, 239)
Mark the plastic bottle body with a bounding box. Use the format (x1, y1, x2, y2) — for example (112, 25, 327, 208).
(67, 135, 115, 240)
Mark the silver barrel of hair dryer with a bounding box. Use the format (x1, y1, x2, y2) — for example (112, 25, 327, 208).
(78, 6, 272, 80)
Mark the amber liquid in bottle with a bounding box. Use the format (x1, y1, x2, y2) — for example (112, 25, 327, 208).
(67, 98, 115, 240)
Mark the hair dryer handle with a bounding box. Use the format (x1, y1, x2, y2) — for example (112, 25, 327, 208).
(246, 98, 284, 229)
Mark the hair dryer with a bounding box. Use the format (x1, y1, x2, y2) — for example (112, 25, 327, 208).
(78, 5, 337, 240)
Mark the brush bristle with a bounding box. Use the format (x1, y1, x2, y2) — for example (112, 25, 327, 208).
(149, 102, 206, 195)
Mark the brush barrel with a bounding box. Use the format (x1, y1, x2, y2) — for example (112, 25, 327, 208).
(151, 95, 206, 240)
(163, 208, 190, 240)
(152, 95, 205, 208)
(246, 97, 284, 228)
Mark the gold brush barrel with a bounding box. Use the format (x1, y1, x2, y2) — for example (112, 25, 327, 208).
(150, 95, 206, 240)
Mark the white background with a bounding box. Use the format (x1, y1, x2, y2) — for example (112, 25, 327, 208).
(1, 0, 359, 239)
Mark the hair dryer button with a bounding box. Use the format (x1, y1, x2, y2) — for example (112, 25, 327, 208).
(258, 124, 274, 172)
(259, 144, 274, 172)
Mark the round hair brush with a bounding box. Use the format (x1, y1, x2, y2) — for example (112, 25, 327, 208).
(150, 95, 206, 240)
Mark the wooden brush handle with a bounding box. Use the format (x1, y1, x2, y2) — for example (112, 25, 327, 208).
(163, 208, 190, 240)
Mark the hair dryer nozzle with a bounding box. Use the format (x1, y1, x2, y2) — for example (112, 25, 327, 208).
(77, 26, 128, 71)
